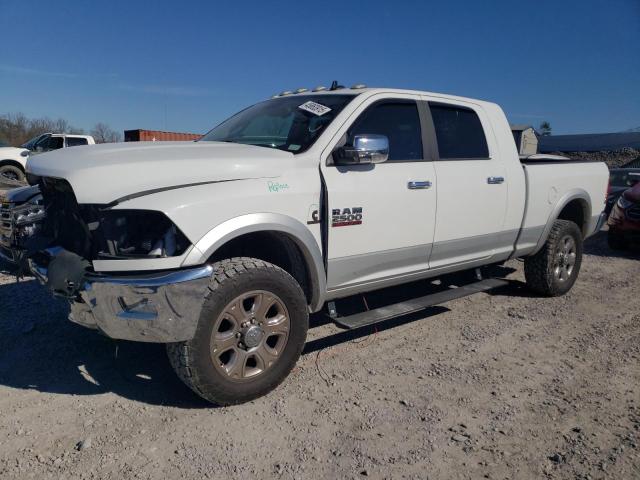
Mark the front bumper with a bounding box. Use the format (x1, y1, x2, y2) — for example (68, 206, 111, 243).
(30, 254, 213, 343)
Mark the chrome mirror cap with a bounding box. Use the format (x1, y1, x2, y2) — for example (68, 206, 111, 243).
(336, 134, 389, 165)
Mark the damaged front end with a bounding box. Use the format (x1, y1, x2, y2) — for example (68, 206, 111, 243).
(0, 185, 46, 266)
(2, 178, 212, 342)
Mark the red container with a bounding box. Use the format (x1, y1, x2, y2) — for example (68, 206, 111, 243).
(124, 129, 202, 142)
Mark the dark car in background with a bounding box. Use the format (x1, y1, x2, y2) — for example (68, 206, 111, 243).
(606, 168, 640, 215)
(608, 181, 640, 250)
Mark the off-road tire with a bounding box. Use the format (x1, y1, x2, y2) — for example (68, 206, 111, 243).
(0, 163, 25, 183)
(607, 229, 627, 251)
(167, 257, 308, 405)
(524, 219, 583, 296)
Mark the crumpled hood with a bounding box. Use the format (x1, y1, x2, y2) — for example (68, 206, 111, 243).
(26, 141, 294, 204)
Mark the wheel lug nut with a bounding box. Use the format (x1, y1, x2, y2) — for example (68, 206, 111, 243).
(236, 333, 241, 338)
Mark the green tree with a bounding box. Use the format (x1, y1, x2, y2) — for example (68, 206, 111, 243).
(539, 121, 552, 136)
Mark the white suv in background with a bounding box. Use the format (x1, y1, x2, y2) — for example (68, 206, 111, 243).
(0, 133, 95, 182)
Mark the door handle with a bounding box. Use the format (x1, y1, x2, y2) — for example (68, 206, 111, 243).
(407, 180, 432, 189)
(487, 176, 505, 184)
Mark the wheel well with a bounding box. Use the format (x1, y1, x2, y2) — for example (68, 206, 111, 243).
(557, 198, 588, 236)
(0, 160, 25, 172)
(208, 231, 313, 304)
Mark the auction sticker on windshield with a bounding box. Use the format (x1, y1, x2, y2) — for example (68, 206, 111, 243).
(298, 101, 332, 116)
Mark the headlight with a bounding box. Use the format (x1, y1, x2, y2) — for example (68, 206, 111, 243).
(92, 209, 190, 259)
(617, 196, 633, 209)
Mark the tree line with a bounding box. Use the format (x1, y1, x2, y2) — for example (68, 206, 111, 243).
(0, 112, 122, 146)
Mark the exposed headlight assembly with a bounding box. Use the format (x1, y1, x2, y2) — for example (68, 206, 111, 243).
(94, 210, 190, 259)
(1, 195, 45, 249)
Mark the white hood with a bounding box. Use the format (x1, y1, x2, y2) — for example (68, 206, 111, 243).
(26, 141, 295, 204)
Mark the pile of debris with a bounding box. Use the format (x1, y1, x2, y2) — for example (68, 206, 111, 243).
(547, 148, 640, 169)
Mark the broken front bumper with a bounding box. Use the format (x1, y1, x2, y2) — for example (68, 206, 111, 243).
(30, 256, 213, 343)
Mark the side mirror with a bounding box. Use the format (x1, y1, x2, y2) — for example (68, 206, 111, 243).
(334, 134, 389, 165)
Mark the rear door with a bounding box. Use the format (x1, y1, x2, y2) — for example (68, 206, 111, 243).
(321, 94, 438, 293)
(425, 100, 508, 268)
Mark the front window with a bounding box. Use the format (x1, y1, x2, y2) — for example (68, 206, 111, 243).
(200, 94, 356, 153)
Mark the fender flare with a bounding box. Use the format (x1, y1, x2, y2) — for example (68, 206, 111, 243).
(182, 213, 326, 311)
(531, 188, 592, 255)
(0, 159, 26, 172)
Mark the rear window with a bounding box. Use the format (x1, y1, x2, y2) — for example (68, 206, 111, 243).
(66, 137, 88, 147)
(429, 103, 489, 159)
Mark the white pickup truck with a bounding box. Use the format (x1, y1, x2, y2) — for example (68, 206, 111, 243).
(1, 86, 608, 405)
(0, 133, 95, 183)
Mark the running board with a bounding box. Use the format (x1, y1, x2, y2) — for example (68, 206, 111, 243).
(332, 278, 509, 330)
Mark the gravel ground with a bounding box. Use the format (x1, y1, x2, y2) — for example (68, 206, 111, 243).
(0, 231, 638, 480)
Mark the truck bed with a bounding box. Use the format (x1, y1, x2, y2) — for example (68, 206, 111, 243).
(513, 157, 609, 257)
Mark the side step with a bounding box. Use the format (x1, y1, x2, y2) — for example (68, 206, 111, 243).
(332, 278, 509, 330)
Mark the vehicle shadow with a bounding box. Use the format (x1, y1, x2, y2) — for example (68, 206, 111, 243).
(584, 231, 640, 260)
(0, 261, 515, 408)
(304, 306, 449, 355)
(0, 270, 212, 409)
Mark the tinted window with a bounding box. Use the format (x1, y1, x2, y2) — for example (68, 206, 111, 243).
(430, 104, 489, 159)
(48, 137, 64, 150)
(66, 137, 88, 147)
(348, 101, 423, 161)
(610, 170, 640, 188)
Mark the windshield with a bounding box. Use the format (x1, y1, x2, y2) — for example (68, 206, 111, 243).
(200, 94, 356, 153)
(21, 134, 47, 150)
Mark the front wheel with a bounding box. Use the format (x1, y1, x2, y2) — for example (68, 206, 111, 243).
(524, 219, 583, 296)
(167, 257, 308, 405)
(0, 163, 25, 183)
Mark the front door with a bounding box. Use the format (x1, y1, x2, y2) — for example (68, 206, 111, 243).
(321, 95, 437, 293)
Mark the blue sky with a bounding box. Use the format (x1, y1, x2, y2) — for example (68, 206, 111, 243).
(1, 0, 638, 136)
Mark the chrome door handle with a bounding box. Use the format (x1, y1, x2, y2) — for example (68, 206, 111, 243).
(407, 180, 432, 189)
(487, 176, 505, 184)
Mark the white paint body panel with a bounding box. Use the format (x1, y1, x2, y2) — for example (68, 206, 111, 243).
(0, 146, 29, 170)
(319, 92, 437, 289)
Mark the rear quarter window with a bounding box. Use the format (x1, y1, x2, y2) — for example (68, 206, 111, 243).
(429, 103, 489, 159)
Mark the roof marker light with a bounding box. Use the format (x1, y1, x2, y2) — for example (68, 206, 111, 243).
(312, 86, 327, 92)
(280, 91, 293, 96)
(351, 84, 367, 89)
(295, 88, 308, 93)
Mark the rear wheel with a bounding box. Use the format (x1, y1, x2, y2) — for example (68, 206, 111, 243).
(0, 163, 25, 183)
(167, 257, 308, 405)
(524, 220, 583, 296)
